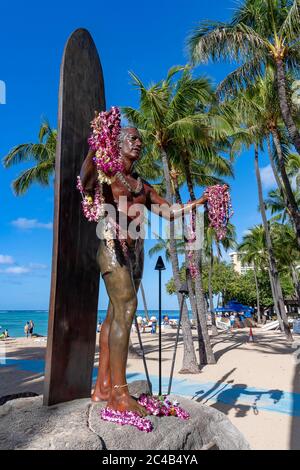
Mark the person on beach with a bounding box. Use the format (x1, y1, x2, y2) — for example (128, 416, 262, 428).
(150, 316, 157, 334)
(29, 320, 34, 338)
(24, 322, 29, 338)
(230, 313, 236, 331)
(80, 119, 208, 416)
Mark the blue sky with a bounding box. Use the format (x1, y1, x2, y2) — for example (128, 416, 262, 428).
(0, 0, 275, 310)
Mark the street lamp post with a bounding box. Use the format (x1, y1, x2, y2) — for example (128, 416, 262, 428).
(155, 256, 166, 396)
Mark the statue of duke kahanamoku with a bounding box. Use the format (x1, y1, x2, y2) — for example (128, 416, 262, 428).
(78, 107, 207, 416)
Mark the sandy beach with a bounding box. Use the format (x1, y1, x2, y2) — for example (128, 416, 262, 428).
(1, 327, 300, 450)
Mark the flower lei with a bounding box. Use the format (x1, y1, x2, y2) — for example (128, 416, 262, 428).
(187, 210, 199, 280)
(204, 184, 233, 241)
(100, 394, 189, 432)
(77, 106, 130, 254)
(186, 185, 233, 279)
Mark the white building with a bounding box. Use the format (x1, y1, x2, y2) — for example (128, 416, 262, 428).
(229, 252, 254, 275)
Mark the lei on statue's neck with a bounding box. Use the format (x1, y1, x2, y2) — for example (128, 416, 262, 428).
(77, 106, 143, 253)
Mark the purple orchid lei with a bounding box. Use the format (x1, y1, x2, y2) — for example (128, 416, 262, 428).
(187, 210, 199, 280)
(76, 106, 122, 223)
(76, 106, 130, 255)
(187, 185, 233, 279)
(100, 394, 190, 432)
(204, 184, 233, 241)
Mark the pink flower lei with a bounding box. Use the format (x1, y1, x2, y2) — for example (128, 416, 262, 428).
(100, 394, 189, 432)
(187, 185, 233, 279)
(76, 106, 129, 254)
(204, 184, 233, 241)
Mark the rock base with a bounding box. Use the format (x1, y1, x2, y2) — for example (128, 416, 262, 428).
(0, 381, 250, 450)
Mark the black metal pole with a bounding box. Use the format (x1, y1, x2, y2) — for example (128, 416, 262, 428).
(158, 269, 162, 396)
(154, 256, 166, 397)
(167, 294, 185, 395)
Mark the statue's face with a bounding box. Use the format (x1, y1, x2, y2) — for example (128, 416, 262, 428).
(120, 128, 142, 162)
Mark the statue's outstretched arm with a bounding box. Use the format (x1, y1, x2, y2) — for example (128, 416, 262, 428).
(147, 185, 207, 220)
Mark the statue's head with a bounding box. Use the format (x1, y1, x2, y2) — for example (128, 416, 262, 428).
(119, 127, 142, 162)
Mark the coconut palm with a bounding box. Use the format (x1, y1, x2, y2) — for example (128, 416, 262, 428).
(265, 187, 300, 222)
(238, 225, 268, 323)
(272, 222, 300, 304)
(188, 0, 300, 155)
(205, 222, 237, 333)
(3, 121, 56, 195)
(232, 69, 300, 247)
(227, 82, 293, 339)
(123, 66, 229, 368)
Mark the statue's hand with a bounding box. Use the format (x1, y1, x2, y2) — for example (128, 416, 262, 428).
(196, 194, 208, 205)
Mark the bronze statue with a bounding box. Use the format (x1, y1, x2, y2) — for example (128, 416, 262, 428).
(80, 127, 207, 416)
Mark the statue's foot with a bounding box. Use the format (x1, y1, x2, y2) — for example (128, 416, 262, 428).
(108, 391, 148, 417)
(91, 385, 111, 402)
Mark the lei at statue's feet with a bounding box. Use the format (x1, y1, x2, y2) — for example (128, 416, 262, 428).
(108, 389, 148, 417)
(91, 384, 111, 402)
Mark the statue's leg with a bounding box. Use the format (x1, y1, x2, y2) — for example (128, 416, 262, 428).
(103, 264, 147, 416)
(91, 301, 113, 402)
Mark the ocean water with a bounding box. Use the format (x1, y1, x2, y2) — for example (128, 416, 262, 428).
(0, 309, 186, 338)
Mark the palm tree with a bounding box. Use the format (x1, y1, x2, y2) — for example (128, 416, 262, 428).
(255, 144, 292, 339)
(238, 225, 268, 323)
(123, 66, 223, 369)
(227, 83, 293, 339)
(188, 0, 300, 154)
(206, 222, 236, 333)
(219, 66, 300, 250)
(3, 121, 56, 195)
(272, 222, 300, 304)
(265, 187, 300, 222)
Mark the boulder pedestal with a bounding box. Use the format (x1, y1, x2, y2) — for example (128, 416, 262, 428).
(0, 381, 250, 450)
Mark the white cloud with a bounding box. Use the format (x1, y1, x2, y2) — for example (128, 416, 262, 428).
(11, 218, 53, 230)
(242, 229, 251, 236)
(0, 255, 14, 265)
(260, 165, 276, 190)
(1, 266, 30, 274)
(29, 263, 47, 270)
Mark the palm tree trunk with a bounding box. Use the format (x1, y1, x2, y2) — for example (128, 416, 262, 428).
(171, 169, 207, 364)
(209, 249, 218, 335)
(183, 150, 197, 201)
(275, 58, 300, 155)
(254, 145, 293, 341)
(267, 267, 284, 330)
(161, 148, 173, 203)
(253, 264, 262, 324)
(291, 265, 300, 307)
(161, 147, 200, 373)
(270, 127, 300, 249)
(267, 135, 286, 194)
(182, 157, 216, 363)
(193, 247, 216, 363)
(140, 281, 150, 322)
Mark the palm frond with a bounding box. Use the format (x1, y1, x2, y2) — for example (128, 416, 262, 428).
(279, 0, 300, 42)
